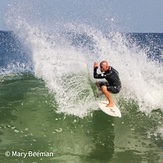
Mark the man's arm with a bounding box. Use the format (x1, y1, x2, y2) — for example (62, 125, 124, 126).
(93, 62, 104, 79)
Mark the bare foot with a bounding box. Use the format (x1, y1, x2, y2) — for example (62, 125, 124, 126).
(106, 103, 114, 107)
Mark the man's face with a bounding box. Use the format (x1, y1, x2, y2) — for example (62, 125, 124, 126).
(100, 63, 108, 72)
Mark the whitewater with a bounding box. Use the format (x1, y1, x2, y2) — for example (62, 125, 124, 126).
(4, 17, 163, 116)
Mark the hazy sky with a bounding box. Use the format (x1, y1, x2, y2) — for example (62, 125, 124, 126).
(0, 0, 163, 32)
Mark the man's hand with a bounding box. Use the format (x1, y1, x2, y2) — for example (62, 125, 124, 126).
(94, 62, 98, 68)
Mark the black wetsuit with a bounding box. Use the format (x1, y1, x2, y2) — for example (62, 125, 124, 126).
(94, 66, 121, 94)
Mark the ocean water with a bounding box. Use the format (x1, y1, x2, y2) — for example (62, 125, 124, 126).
(1, 2, 163, 163)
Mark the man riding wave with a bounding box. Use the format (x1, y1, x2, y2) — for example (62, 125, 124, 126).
(93, 60, 121, 107)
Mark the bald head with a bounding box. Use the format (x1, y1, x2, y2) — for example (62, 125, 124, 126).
(100, 60, 109, 72)
(100, 60, 108, 66)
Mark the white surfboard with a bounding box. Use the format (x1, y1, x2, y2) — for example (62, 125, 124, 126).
(97, 101, 122, 117)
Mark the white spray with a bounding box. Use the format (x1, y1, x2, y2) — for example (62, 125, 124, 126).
(6, 3, 163, 117)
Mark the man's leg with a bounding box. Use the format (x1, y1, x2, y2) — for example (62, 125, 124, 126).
(94, 82, 103, 97)
(101, 85, 114, 107)
(95, 82, 101, 90)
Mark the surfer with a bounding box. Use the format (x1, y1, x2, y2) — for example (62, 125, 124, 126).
(93, 60, 121, 107)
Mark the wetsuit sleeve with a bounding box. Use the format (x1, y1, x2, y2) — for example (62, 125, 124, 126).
(93, 68, 105, 79)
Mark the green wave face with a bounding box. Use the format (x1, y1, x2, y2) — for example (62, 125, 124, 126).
(0, 73, 163, 163)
